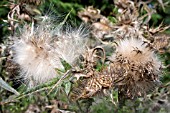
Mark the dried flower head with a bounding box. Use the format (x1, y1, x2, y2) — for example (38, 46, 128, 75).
(12, 18, 88, 87)
(151, 34, 170, 54)
(70, 67, 114, 101)
(7, 0, 42, 35)
(78, 6, 112, 39)
(69, 47, 113, 100)
(13, 25, 62, 87)
(110, 38, 162, 98)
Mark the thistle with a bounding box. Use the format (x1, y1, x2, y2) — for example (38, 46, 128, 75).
(110, 38, 162, 98)
(12, 17, 88, 87)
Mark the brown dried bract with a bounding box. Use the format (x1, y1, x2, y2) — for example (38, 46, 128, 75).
(18, 0, 43, 5)
(78, 6, 112, 39)
(7, 0, 41, 34)
(70, 47, 115, 100)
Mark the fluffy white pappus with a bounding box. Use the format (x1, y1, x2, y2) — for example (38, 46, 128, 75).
(12, 20, 89, 87)
(114, 38, 161, 74)
(110, 38, 162, 98)
(54, 24, 88, 66)
(13, 27, 64, 87)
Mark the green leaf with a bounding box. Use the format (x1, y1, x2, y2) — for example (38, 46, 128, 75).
(0, 77, 20, 95)
(61, 58, 72, 71)
(58, 8, 72, 27)
(64, 81, 71, 95)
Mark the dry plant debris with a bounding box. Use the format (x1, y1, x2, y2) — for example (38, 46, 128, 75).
(1, 0, 170, 112)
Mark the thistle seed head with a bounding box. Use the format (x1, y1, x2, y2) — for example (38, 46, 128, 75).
(13, 25, 63, 87)
(12, 17, 88, 87)
(110, 38, 162, 98)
